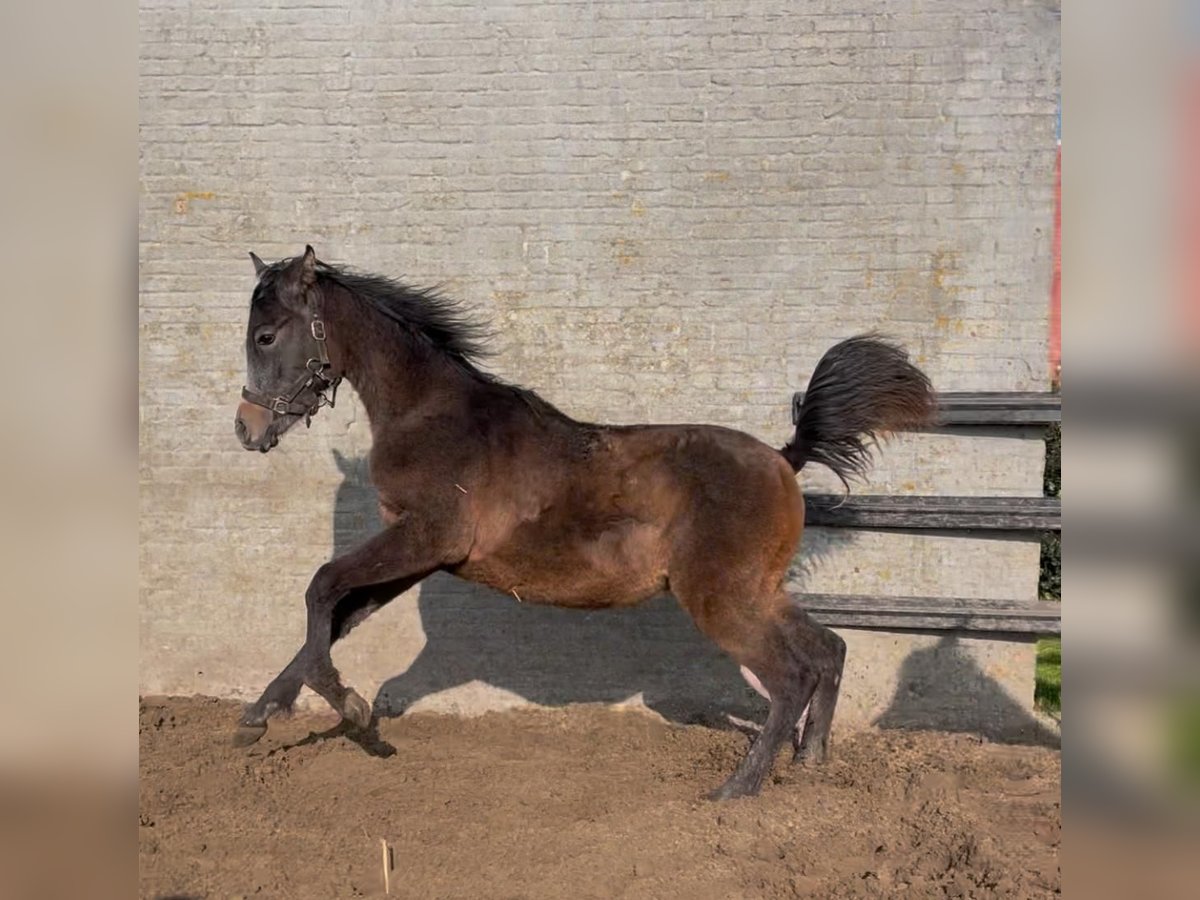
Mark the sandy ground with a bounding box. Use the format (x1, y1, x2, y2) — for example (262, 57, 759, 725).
(140, 696, 1060, 899)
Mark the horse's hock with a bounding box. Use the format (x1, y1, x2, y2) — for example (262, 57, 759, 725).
(138, 1, 1062, 743)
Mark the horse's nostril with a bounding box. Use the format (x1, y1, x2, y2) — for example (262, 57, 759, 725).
(236, 400, 273, 449)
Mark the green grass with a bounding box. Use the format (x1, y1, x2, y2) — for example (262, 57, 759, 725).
(1169, 695, 1200, 787)
(1035, 637, 1061, 715)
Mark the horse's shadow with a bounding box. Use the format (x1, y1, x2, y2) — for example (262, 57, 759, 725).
(331, 450, 766, 727)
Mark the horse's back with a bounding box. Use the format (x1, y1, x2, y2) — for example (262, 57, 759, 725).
(617, 423, 805, 571)
(610, 423, 802, 523)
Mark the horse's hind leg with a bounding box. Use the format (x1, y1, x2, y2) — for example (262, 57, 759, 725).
(673, 567, 816, 799)
(677, 578, 852, 798)
(732, 666, 810, 739)
(791, 616, 846, 764)
(706, 609, 819, 800)
(733, 610, 847, 761)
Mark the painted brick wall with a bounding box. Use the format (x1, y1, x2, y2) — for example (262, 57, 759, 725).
(139, 0, 1060, 720)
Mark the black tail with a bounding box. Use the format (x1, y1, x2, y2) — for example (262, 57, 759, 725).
(782, 334, 936, 486)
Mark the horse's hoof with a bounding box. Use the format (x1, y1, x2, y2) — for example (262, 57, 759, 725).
(342, 690, 372, 730)
(232, 723, 267, 747)
(792, 743, 829, 766)
(706, 779, 759, 802)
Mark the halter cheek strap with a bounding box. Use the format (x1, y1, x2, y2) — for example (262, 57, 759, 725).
(241, 313, 342, 426)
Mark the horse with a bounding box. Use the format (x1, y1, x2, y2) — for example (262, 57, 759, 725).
(232, 246, 935, 800)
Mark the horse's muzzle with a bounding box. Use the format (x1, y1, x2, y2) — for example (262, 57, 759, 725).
(235, 401, 277, 452)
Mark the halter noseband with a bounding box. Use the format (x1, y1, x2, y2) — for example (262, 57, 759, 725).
(241, 309, 342, 427)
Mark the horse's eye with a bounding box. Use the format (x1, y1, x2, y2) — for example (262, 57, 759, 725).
(257, 332, 276, 347)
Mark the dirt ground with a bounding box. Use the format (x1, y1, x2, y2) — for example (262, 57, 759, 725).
(140, 696, 1060, 899)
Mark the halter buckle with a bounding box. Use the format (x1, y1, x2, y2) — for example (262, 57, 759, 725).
(311, 320, 327, 341)
(271, 397, 290, 415)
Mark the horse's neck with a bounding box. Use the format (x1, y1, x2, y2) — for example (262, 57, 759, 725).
(327, 299, 489, 432)
(326, 290, 575, 444)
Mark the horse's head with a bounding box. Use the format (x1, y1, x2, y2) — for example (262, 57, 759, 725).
(234, 245, 341, 452)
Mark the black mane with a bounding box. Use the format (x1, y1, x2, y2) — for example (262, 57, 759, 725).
(315, 262, 494, 369)
(255, 257, 573, 422)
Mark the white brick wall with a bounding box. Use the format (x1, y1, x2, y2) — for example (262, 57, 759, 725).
(139, 0, 1060, 714)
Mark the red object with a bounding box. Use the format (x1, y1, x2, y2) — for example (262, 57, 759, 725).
(1184, 73, 1200, 348)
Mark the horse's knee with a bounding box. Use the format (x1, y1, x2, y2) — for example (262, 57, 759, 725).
(306, 562, 340, 611)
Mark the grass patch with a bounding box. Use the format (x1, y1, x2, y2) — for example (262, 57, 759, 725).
(1035, 637, 1061, 715)
(1169, 694, 1200, 788)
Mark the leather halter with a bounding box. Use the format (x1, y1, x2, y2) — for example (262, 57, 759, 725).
(240, 309, 341, 426)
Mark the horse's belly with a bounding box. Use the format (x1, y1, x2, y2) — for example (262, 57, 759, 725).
(459, 520, 668, 609)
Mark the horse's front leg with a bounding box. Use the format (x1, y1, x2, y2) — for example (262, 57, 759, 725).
(233, 512, 458, 745)
(233, 577, 420, 746)
(233, 647, 307, 746)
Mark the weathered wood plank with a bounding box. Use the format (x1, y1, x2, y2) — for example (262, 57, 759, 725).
(791, 390, 1060, 427)
(794, 592, 1061, 634)
(934, 391, 1061, 425)
(804, 494, 1061, 531)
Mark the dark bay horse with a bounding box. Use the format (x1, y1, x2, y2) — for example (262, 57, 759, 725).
(232, 246, 935, 799)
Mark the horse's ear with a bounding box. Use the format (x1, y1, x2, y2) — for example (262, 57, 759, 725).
(277, 245, 317, 312)
(301, 244, 317, 286)
(249, 251, 267, 276)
